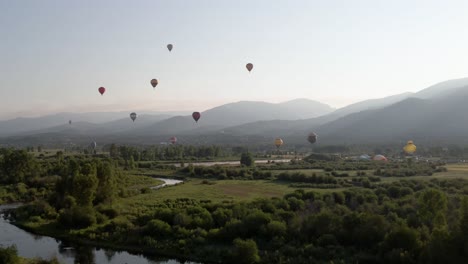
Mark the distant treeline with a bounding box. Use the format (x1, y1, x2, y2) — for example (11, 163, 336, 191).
(109, 144, 227, 161)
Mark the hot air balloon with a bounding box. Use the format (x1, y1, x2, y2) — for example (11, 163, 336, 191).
(151, 79, 158, 88)
(98, 87, 106, 96)
(130, 112, 137, 122)
(169, 136, 177, 144)
(69, 120, 72, 125)
(307, 132, 317, 144)
(359, 154, 371, 161)
(373, 155, 388, 162)
(403, 140, 417, 154)
(167, 44, 173, 52)
(274, 138, 283, 149)
(192, 112, 201, 123)
(246, 63, 253, 72)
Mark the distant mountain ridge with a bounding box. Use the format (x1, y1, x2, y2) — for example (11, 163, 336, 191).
(0, 112, 183, 137)
(133, 99, 335, 136)
(0, 98, 334, 145)
(3, 77, 468, 147)
(311, 86, 468, 145)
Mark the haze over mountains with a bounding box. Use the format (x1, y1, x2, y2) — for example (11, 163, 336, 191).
(2, 77, 468, 147)
(0, 111, 186, 137)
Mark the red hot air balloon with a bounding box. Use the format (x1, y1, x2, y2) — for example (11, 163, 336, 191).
(98, 87, 106, 96)
(192, 112, 201, 123)
(246, 63, 253, 72)
(150, 79, 158, 88)
(169, 136, 177, 144)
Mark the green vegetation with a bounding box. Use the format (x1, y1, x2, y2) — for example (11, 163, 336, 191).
(0, 245, 59, 264)
(240, 152, 254, 167)
(1, 147, 468, 263)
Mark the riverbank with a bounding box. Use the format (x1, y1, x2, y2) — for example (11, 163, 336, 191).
(12, 221, 203, 263)
(4, 207, 205, 264)
(1, 179, 206, 264)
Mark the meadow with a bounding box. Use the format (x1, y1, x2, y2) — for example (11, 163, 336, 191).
(120, 162, 468, 209)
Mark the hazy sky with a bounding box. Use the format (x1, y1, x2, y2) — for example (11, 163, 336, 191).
(2, 0, 468, 120)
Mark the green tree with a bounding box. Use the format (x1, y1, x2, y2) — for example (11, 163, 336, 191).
(240, 152, 254, 167)
(146, 219, 171, 237)
(418, 189, 447, 229)
(423, 226, 450, 264)
(0, 245, 20, 264)
(71, 164, 98, 206)
(266, 220, 287, 238)
(128, 156, 136, 169)
(109, 144, 119, 158)
(232, 238, 260, 264)
(382, 225, 421, 262)
(460, 196, 468, 236)
(457, 196, 468, 260)
(95, 161, 116, 204)
(0, 149, 40, 184)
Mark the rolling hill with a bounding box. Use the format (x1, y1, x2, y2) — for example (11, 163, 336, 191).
(132, 99, 334, 136)
(3, 77, 468, 147)
(0, 112, 180, 137)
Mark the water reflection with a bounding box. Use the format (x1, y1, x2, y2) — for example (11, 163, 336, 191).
(74, 245, 94, 264)
(104, 249, 116, 262)
(58, 242, 76, 259)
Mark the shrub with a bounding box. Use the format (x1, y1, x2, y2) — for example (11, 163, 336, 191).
(0, 245, 20, 264)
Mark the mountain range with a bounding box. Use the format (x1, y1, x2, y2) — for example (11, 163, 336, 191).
(2, 77, 468, 147)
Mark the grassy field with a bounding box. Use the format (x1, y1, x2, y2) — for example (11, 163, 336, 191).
(120, 178, 347, 209)
(117, 163, 468, 210)
(378, 163, 468, 182)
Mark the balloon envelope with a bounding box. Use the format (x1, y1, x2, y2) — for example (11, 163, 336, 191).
(403, 142, 417, 154)
(192, 112, 201, 123)
(167, 44, 173, 51)
(151, 79, 158, 88)
(359, 154, 371, 161)
(307, 132, 317, 144)
(373, 155, 388, 161)
(69, 120, 72, 125)
(130, 112, 137, 122)
(98, 87, 106, 95)
(274, 138, 283, 148)
(246, 63, 253, 72)
(170, 136, 177, 144)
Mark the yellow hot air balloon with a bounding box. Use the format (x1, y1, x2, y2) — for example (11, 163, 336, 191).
(403, 141, 417, 154)
(274, 138, 283, 149)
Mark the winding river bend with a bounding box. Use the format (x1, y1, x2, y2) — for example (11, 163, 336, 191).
(0, 179, 198, 264)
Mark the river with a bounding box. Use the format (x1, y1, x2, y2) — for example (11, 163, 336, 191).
(150, 178, 183, 190)
(0, 179, 198, 264)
